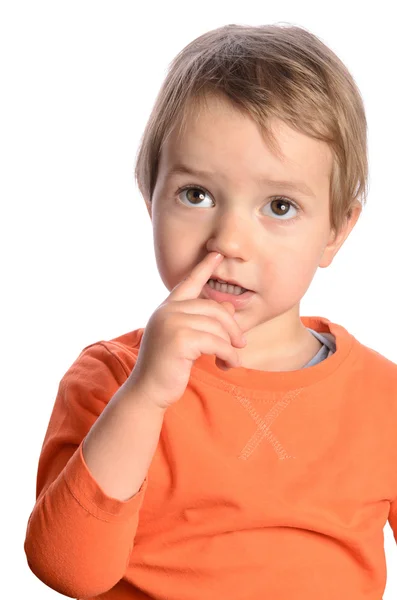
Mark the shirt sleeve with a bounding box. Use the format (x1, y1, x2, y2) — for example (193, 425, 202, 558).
(24, 342, 149, 599)
(389, 497, 397, 544)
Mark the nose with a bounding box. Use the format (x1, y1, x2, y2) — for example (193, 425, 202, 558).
(206, 210, 252, 259)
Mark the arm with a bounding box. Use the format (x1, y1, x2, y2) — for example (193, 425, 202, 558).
(24, 342, 165, 598)
(82, 375, 166, 502)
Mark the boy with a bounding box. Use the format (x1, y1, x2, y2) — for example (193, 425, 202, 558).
(25, 23, 397, 600)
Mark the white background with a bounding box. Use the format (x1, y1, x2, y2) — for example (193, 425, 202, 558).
(2, 1, 396, 597)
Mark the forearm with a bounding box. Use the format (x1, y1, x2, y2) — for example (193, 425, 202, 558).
(83, 378, 167, 501)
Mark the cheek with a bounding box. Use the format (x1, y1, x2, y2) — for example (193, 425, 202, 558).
(153, 225, 202, 292)
(154, 209, 203, 248)
(262, 240, 323, 297)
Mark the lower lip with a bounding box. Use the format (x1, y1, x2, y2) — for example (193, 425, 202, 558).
(202, 282, 255, 309)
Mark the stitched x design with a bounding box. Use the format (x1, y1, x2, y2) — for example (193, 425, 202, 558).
(227, 386, 302, 460)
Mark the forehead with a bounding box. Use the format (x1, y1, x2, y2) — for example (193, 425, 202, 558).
(158, 95, 333, 196)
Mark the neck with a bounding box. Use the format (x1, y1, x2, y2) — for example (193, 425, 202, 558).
(236, 308, 322, 371)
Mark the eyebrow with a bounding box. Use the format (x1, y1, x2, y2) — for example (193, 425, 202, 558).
(166, 163, 315, 197)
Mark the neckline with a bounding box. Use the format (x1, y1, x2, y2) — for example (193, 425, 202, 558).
(190, 316, 356, 393)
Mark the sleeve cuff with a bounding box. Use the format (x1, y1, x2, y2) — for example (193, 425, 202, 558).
(62, 439, 148, 522)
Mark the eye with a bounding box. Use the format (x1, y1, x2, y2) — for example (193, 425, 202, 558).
(263, 197, 300, 221)
(177, 185, 214, 208)
(175, 184, 302, 222)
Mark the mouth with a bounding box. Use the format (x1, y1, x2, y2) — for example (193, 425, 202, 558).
(207, 278, 249, 295)
(208, 275, 252, 293)
(203, 280, 255, 308)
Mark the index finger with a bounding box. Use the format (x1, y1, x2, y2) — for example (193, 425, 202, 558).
(169, 252, 224, 302)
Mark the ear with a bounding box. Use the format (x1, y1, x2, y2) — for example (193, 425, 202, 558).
(319, 201, 362, 268)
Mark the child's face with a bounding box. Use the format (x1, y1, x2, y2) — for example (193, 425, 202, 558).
(146, 94, 360, 355)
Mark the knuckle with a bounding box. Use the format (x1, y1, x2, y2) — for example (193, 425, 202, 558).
(153, 308, 171, 331)
(161, 304, 182, 326)
(154, 303, 169, 321)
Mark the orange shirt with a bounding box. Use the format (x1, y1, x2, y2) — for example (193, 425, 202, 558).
(25, 316, 397, 599)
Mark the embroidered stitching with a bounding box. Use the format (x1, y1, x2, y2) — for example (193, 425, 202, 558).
(212, 379, 301, 461)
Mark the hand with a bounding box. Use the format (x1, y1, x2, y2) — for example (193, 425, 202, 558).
(127, 252, 246, 410)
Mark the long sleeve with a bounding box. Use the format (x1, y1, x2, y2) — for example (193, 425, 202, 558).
(24, 342, 148, 599)
(389, 497, 397, 545)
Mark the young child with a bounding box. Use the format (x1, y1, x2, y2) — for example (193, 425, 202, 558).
(24, 23, 397, 600)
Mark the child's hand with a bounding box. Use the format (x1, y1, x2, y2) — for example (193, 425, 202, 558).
(127, 252, 247, 410)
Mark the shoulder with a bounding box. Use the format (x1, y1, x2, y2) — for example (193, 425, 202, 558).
(351, 336, 397, 405)
(60, 327, 145, 393)
(354, 337, 397, 376)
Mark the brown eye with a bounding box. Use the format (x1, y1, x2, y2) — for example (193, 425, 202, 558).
(177, 186, 213, 207)
(271, 198, 293, 215)
(263, 197, 300, 221)
(186, 188, 206, 204)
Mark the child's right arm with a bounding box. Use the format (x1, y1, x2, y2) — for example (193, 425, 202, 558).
(25, 251, 245, 598)
(24, 344, 158, 599)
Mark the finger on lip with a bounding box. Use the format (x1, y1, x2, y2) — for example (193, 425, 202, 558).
(169, 253, 224, 302)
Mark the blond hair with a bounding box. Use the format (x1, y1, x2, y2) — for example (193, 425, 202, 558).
(134, 23, 368, 236)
